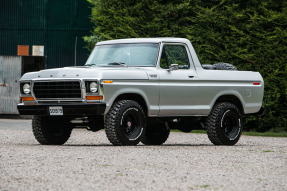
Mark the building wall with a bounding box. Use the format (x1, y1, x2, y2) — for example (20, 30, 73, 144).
(0, 0, 93, 68)
(0, 56, 22, 114)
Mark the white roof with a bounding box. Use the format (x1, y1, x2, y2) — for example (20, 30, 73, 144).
(96, 37, 190, 45)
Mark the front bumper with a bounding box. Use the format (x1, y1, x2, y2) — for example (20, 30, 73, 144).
(17, 103, 106, 116)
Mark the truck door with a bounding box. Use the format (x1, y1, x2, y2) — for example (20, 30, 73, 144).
(158, 43, 199, 116)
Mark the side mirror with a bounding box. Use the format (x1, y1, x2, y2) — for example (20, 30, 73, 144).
(168, 64, 179, 71)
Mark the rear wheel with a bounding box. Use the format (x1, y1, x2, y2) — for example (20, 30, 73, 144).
(206, 102, 242, 145)
(32, 116, 72, 145)
(141, 123, 170, 145)
(105, 100, 146, 146)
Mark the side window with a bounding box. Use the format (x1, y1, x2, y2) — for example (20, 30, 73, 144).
(160, 44, 190, 69)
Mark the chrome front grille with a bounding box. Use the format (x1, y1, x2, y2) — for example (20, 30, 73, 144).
(33, 81, 82, 99)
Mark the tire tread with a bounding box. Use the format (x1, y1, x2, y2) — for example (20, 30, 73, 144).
(213, 63, 237, 70)
(141, 123, 170, 145)
(105, 100, 145, 146)
(206, 102, 242, 145)
(32, 116, 71, 145)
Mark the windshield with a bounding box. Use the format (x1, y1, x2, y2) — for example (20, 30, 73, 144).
(85, 43, 159, 67)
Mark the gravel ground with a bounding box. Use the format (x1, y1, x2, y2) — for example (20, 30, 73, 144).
(0, 119, 286, 191)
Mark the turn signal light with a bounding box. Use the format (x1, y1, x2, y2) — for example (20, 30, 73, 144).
(253, 82, 260, 85)
(103, 80, 113, 84)
(86, 95, 103, 100)
(21, 97, 34, 101)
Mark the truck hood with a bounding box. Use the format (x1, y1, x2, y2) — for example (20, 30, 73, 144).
(20, 66, 154, 81)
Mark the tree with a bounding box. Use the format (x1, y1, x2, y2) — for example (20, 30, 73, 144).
(86, 0, 287, 132)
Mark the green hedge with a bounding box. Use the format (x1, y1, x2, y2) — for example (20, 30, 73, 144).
(85, 0, 287, 132)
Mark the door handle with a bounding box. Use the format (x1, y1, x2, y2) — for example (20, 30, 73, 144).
(188, 75, 194, 78)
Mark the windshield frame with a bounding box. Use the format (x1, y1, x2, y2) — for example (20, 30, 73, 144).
(85, 43, 160, 67)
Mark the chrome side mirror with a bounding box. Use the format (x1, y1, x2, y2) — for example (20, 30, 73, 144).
(168, 64, 179, 71)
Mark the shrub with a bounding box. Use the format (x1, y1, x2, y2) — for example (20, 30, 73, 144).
(86, 0, 287, 132)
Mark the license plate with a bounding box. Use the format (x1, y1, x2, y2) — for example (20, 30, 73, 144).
(49, 106, 63, 116)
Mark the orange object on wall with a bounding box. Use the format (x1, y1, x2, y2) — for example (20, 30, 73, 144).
(17, 45, 29, 56)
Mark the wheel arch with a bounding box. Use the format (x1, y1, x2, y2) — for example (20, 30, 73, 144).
(214, 95, 244, 114)
(114, 93, 148, 115)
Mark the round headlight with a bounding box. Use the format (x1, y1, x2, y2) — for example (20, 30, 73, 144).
(89, 82, 98, 93)
(23, 83, 31, 94)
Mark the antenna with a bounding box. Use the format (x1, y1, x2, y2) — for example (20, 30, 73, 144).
(74, 36, 77, 66)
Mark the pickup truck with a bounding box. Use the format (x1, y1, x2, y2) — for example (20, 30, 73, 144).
(17, 38, 264, 146)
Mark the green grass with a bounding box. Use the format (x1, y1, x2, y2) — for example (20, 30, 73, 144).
(199, 185, 210, 188)
(263, 150, 274, 152)
(190, 130, 206, 134)
(170, 129, 207, 134)
(171, 129, 287, 137)
(242, 131, 287, 137)
(102, 164, 111, 167)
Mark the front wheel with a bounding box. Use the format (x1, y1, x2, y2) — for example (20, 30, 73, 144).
(205, 102, 242, 145)
(32, 116, 72, 145)
(105, 100, 146, 146)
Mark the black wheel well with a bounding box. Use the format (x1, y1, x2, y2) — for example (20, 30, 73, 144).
(214, 95, 244, 113)
(114, 93, 148, 114)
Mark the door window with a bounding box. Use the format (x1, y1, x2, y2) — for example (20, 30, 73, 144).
(160, 44, 190, 69)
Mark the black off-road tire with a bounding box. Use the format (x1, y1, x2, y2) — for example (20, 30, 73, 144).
(141, 123, 170, 145)
(213, 63, 237, 70)
(105, 100, 146, 146)
(32, 116, 72, 145)
(206, 102, 242, 145)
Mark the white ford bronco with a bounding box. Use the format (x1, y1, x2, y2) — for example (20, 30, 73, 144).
(17, 38, 264, 146)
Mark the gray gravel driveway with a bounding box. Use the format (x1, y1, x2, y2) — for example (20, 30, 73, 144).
(0, 119, 286, 191)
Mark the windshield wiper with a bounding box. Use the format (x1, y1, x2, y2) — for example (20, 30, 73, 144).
(108, 62, 126, 66)
(85, 63, 97, 66)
